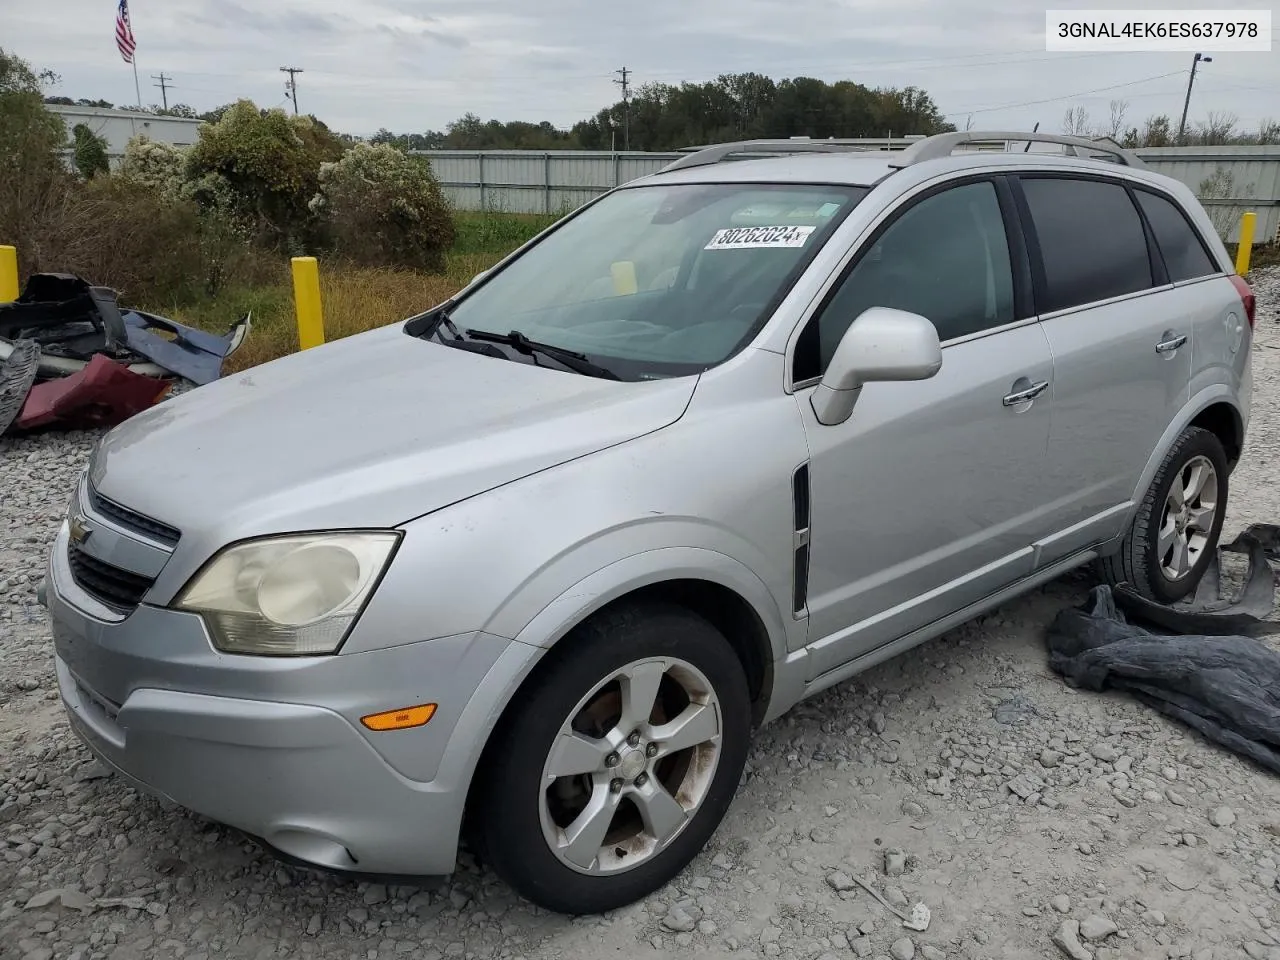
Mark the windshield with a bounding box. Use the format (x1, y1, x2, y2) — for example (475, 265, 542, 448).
(438, 182, 868, 380)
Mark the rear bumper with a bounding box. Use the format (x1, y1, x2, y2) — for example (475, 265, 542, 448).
(45, 523, 542, 876)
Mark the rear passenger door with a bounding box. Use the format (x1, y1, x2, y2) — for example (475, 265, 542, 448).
(1130, 186, 1241, 401)
(1014, 174, 1193, 564)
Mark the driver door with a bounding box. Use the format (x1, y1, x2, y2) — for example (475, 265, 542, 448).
(794, 177, 1057, 679)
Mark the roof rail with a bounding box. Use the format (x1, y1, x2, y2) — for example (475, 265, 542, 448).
(887, 131, 1145, 169)
(660, 138, 883, 173)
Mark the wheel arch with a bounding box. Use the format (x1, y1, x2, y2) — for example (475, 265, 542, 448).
(1114, 387, 1245, 542)
(1188, 401, 1244, 471)
(502, 547, 786, 708)
(458, 559, 783, 852)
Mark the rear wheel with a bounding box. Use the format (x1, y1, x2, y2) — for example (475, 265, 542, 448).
(1098, 426, 1228, 603)
(472, 603, 751, 915)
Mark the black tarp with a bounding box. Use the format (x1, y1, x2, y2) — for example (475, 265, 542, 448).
(1047, 526, 1280, 774)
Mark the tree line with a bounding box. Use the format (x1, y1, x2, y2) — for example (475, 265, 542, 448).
(371, 75, 957, 151)
(45, 79, 1279, 152)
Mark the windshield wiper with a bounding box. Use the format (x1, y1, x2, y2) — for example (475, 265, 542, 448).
(421, 310, 511, 359)
(423, 309, 465, 342)
(439, 314, 466, 342)
(464, 329, 621, 381)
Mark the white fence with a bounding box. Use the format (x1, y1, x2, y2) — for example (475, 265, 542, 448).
(1132, 146, 1280, 243)
(415, 145, 1280, 243)
(414, 151, 682, 215)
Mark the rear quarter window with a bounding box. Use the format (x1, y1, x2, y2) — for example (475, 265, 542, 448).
(1020, 176, 1154, 314)
(1133, 189, 1219, 282)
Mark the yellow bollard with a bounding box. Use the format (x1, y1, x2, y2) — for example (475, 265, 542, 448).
(1235, 212, 1257, 276)
(290, 256, 325, 351)
(0, 245, 19, 302)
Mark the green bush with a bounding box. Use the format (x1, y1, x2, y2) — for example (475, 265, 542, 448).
(310, 143, 456, 271)
(117, 134, 271, 299)
(186, 100, 334, 250)
(0, 47, 71, 275)
(52, 175, 208, 302)
(118, 135, 186, 198)
(71, 123, 109, 179)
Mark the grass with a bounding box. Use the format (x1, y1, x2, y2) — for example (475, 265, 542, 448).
(146, 211, 562, 373)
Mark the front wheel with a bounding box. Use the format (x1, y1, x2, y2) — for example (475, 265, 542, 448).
(1098, 425, 1228, 604)
(472, 603, 751, 915)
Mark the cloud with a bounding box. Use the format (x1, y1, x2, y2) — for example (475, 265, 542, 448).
(190, 1, 343, 37)
(376, 21, 470, 52)
(6, 0, 1277, 135)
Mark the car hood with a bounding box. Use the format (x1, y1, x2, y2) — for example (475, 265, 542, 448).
(90, 322, 697, 543)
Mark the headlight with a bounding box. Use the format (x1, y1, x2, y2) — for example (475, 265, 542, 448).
(174, 532, 401, 656)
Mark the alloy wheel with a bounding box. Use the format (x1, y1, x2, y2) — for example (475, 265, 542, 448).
(1157, 454, 1219, 581)
(537, 657, 723, 876)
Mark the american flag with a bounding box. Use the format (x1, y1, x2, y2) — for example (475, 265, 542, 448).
(115, 0, 137, 63)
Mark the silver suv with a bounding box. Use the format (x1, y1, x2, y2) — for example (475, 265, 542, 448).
(43, 131, 1255, 915)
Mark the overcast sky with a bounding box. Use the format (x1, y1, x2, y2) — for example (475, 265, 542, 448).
(9, 0, 1279, 138)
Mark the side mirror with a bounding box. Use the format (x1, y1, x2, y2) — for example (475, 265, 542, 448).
(810, 307, 942, 426)
(471, 269, 488, 286)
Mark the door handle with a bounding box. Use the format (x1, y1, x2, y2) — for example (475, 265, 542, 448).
(1155, 334, 1188, 353)
(1003, 380, 1049, 406)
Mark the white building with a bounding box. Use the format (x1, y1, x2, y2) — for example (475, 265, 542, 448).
(48, 103, 205, 166)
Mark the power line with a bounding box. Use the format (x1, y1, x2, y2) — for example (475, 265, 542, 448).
(158, 47, 1273, 103)
(635, 49, 1133, 81)
(174, 49, 1131, 88)
(279, 66, 303, 115)
(947, 70, 1189, 117)
(613, 66, 631, 150)
(151, 72, 173, 110)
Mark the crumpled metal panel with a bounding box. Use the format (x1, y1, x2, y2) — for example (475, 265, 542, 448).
(15, 354, 171, 431)
(122, 310, 248, 385)
(0, 272, 252, 384)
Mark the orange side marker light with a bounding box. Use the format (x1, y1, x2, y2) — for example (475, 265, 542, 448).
(361, 703, 437, 731)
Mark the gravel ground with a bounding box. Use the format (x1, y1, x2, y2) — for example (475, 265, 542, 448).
(3, 269, 1280, 960)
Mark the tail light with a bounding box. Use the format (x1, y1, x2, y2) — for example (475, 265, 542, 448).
(1230, 275, 1255, 329)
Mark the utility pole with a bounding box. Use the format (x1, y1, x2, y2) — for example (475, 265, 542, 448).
(151, 72, 172, 110)
(280, 66, 303, 115)
(1177, 52, 1212, 144)
(613, 66, 631, 151)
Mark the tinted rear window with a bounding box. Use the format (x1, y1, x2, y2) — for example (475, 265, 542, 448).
(1021, 177, 1154, 313)
(1134, 189, 1218, 282)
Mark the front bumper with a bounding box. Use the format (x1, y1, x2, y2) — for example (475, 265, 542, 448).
(45, 522, 541, 876)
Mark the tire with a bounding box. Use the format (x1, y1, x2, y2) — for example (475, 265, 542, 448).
(1098, 426, 1228, 604)
(471, 602, 751, 915)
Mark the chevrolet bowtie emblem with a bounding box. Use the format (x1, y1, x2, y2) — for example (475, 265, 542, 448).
(68, 512, 92, 545)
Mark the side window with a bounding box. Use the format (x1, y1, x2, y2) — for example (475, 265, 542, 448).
(1133, 189, 1218, 282)
(795, 180, 1015, 381)
(1020, 177, 1154, 313)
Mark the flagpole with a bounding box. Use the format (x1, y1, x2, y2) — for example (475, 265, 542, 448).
(131, 57, 142, 108)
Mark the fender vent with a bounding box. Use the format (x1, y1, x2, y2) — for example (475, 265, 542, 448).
(792, 463, 811, 615)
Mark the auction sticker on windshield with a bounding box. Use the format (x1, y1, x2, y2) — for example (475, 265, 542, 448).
(705, 225, 816, 250)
